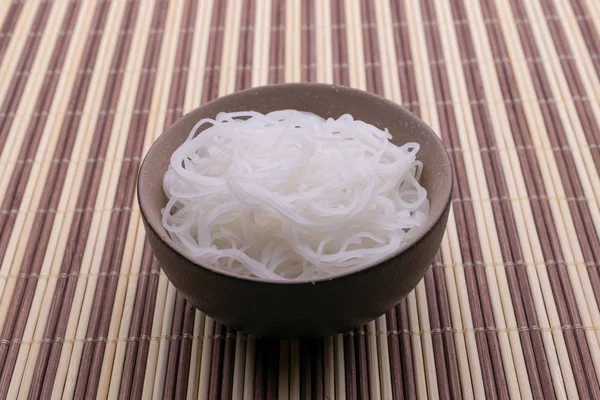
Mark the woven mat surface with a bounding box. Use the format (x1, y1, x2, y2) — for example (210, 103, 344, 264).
(1, 0, 600, 398)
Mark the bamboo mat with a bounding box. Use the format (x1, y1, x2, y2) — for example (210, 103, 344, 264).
(1, 0, 600, 398)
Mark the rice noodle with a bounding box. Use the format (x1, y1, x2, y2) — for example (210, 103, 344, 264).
(162, 110, 429, 281)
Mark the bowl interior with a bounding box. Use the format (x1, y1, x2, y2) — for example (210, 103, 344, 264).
(138, 83, 453, 283)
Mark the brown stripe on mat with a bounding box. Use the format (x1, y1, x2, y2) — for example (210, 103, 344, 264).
(165, 0, 198, 129)
(504, 0, 600, 397)
(397, 300, 416, 399)
(266, 339, 280, 400)
(202, 0, 228, 104)
(360, 0, 382, 96)
(343, 332, 357, 400)
(164, 293, 187, 399)
(268, 0, 284, 84)
(118, 243, 158, 399)
(419, 0, 509, 397)
(235, 0, 255, 91)
(331, 0, 348, 87)
(312, 339, 325, 399)
(128, 254, 160, 400)
(0, 1, 25, 62)
(209, 323, 225, 399)
(431, 258, 463, 399)
(298, 339, 324, 400)
(300, 340, 312, 399)
(253, 337, 279, 398)
(355, 329, 369, 400)
(385, 310, 404, 399)
(178, 301, 198, 398)
(253, 337, 279, 399)
(254, 339, 269, 399)
(252, 337, 266, 399)
(278, 339, 290, 399)
(391, 0, 418, 114)
(166, 285, 197, 399)
(71, 2, 169, 398)
(350, 325, 370, 399)
(425, 257, 455, 399)
(569, 0, 600, 77)
(301, 0, 316, 82)
(0, 1, 51, 156)
(31, 0, 137, 396)
(0, 0, 54, 254)
(449, 1, 554, 398)
(220, 326, 236, 400)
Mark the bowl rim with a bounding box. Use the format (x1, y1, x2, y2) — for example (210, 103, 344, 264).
(138, 83, 453, 285)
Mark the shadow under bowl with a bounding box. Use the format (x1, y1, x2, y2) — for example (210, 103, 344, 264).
(138, 83, 453, 338)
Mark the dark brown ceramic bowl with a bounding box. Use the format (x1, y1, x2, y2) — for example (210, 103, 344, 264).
(138, 83, 452, 338)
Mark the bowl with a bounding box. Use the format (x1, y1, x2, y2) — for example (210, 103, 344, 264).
(137, 83, 453, 338)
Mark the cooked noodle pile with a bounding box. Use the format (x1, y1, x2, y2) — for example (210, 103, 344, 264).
(162, 110, 429, 280)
